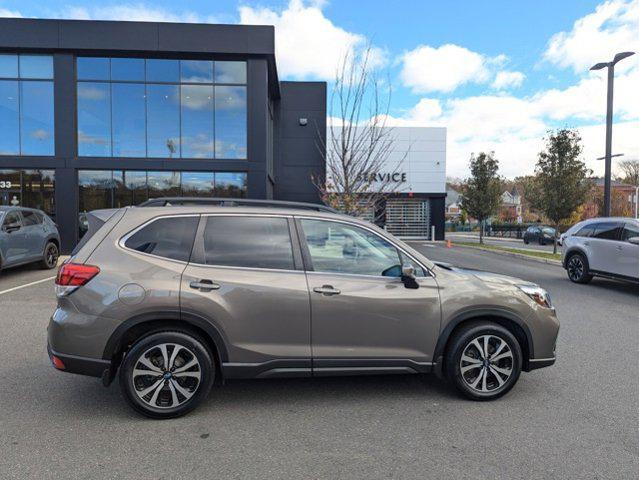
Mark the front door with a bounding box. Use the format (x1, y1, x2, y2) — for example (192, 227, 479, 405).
(180, 215, 311, 376)
(297, 218, 441, 373)
(588, 221, 623, 274)
(1, 210, 25, 266)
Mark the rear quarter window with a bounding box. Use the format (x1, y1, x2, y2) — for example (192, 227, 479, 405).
(124, 216, 199, 262)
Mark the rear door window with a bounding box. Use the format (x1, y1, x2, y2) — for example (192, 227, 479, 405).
(21, 210, 42, 226)
(592, 222, 622, 240)
(621, 223, 639, 242)
(124, 216, 199, 262)
(198, 216, 295, 270)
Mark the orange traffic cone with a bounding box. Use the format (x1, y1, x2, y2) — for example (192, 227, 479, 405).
(446, 239, 452, 248)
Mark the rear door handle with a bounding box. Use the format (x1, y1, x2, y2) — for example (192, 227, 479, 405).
(189, 279, 220, 292)
(313, 285, 341, 296)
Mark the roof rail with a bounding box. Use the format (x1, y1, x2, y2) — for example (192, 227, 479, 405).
(137, 197, 338, 213)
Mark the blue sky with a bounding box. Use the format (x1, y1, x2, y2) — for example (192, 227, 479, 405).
(2, 0, 638, 177)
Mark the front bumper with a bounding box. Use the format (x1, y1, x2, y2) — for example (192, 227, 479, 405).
(47, 343, 110, 378)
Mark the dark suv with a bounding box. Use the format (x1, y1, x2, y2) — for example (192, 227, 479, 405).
(49, 201, 559, 418)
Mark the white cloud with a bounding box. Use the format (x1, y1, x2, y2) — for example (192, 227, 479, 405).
(0, 8, 22, 17)
(240, 0, 381, 80)
(399, 44, 492, 93)
(544, 0, 639, 73)
(492, 70, 525, 90)
(48, 4, 216, 23)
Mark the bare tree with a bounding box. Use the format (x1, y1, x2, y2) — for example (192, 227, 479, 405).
(314, 45, 405, 221)
(617, 159, 639, 187)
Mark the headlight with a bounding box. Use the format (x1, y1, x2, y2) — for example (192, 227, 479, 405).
(518, 284, 553, 309)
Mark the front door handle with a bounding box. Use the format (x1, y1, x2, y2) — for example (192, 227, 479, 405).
(313, 285, 341, 296)
(189, 279, 220, 292)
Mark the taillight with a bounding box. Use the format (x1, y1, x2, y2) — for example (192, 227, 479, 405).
(55, 263, 100, 297)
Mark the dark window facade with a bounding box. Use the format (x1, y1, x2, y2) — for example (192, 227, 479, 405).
(78, 169, 246, 237)
(76, 57, 247, 159)
(0, 169, 55, 218)
(0, 54, 54, 156)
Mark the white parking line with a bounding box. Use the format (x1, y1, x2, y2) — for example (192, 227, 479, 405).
(0, 276, 56, 296)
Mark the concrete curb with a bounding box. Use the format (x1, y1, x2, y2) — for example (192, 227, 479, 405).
(450, 244, 563, 267)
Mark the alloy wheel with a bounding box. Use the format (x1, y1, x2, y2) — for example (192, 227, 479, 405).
(459, 335, 513, 393)
(46, 244, 58, 268)
(567, 256, 584, 281)
(131, 343, 202, 409)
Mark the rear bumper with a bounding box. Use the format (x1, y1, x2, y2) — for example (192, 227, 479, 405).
(47, 343, 110, 378)
(526, 356, 556, 371)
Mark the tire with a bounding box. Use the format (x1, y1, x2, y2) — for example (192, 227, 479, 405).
(445, 322, 522, 401)
(119, 331, 214, 419)
(539, 237, 545, 246)
(523, 238, 529, 245)
(566, 252, 593, 284)
(40, 241, 59, 270)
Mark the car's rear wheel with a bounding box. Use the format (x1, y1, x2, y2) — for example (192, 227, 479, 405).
(40, 241, 59, 269)
(445, 322, 522, 400)
(119, 331, 214, 419)
(566, 252, 592, 284)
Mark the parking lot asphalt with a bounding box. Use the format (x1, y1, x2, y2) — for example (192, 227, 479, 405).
(1, 246, 638, 479)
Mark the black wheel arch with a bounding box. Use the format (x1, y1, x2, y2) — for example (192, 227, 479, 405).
(562, 247, 587, 269)
(433, 309, 534, 374)
(102, 311, 229, 383)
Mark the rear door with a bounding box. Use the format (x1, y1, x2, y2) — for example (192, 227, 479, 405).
(180, 215, 311, 376)
(297, 217, 441, 371)
(617, 222, 639, 279)
(588, 221, 623, 274)
(20, 210, 45, 259)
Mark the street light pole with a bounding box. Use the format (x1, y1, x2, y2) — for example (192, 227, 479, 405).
(590, 51, 635, 217)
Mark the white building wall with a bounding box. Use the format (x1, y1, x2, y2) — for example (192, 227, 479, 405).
(327, 126, 446, 194)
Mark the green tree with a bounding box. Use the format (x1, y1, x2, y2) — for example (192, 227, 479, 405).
(525, 129, 592, 254)
(460, 152, 502, 244)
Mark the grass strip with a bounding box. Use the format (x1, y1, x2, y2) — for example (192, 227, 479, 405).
(453, 241, 562, 261)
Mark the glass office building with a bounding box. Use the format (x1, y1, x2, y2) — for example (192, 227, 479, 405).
(0, 18, 327, 251)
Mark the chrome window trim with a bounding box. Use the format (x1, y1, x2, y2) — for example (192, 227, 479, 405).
(118, 211, 435, 276)
(294, 214, 435, 278)
(118, 213, 201, 265)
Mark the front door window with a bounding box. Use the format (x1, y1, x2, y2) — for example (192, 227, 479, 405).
(300, 219, 402, 277)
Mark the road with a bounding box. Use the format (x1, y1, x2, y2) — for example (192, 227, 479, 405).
(1, 246, 638, 479)
(446, 232, 556, 252)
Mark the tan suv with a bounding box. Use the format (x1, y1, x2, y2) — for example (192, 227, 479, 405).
(48, 200, 559, 418)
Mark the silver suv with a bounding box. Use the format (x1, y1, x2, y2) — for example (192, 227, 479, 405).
(48, 201, 560, 418)
(562, 217, 639, 284)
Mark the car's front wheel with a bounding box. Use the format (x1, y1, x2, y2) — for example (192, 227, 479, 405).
(119, 331, 214, 419)
(445, 322, 522, 400)
(566, 252, 593, 284)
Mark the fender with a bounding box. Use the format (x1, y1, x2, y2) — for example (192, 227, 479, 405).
(432, 307, 534, 363)
(562, 246, 587, 268)
(102, 310, 229, 363)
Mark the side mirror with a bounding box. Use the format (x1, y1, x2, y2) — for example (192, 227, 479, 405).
(3, 222, 21, 233)
(628, 236, 639, 245)
(401, 264, 419, 289)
